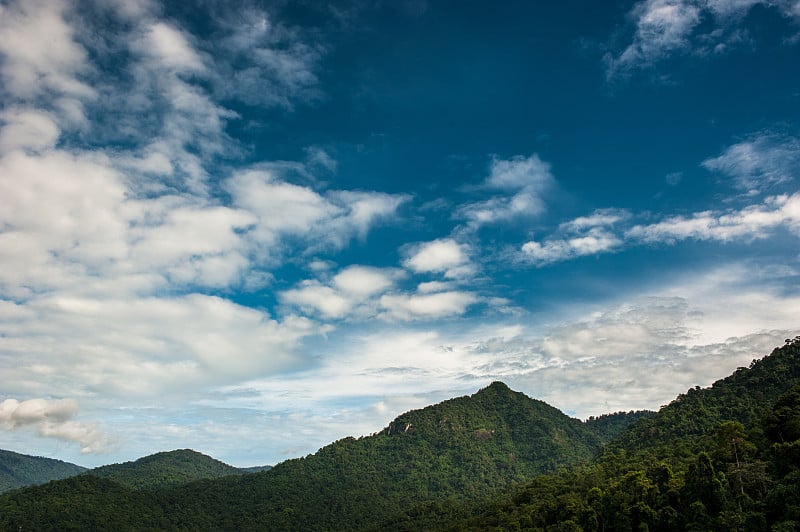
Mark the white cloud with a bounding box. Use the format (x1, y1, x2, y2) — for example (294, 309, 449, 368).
(305, 146, 338, 173)
(522, 228, 623, 265)
(0, 294, 318, 402)
(416, 281, 454, 294)
(332, 266, 400, 297)
(0, 398, 109, 454)
(280, 281, 354, 319)
(0, 0, 412, 462)
(626, 193, 800, 242)
(522, 210, 629, 265)
(609, 0, 702, 76)
(226, 170, 407, 258)
(402, 238, 473, 278)
(0, 108, 60, 153)
(0, 0, 94, 102)
(458, 154, 554, 227)
(559, 209, 631, 231)
(141, 22, 206, 74)
(280, 260, 480, 323)
(607, 0, 800, 77)
(485, 154, 553, 190)
(280, 265, 403, 320)
(380, 291, 478, 321)
(702, 133, 800, 193)
(522, 193, 800, 266)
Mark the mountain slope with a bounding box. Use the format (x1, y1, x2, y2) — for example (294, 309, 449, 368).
(86, 449, 246, 490)
(159, 381, 608, 530)
(611, 336, 800, 457)
(386, 336, 800, 530)
(0, 449, 86, 493)
(0, 381, 616, 530)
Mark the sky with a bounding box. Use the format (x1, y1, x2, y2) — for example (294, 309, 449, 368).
(0, 0, 799, 468)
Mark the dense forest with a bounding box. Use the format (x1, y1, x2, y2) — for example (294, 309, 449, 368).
(0, 337, 798, 530)
(0, 450, 86, 493)
(86, 449, 255, 490)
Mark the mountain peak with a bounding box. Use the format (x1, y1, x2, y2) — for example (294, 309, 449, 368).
(478, 381, 512, 393)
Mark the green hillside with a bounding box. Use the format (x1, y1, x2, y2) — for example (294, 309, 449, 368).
(86, 449, 246, 490)
(0, 381, 620, 530)
(3, 338, 797, 531)
(0, 449, 86, 493)
(388, 336, 800, 530)
(156, 381, 610, 530)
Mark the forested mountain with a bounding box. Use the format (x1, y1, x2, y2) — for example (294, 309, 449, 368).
(0, 338, 798, 530)
(0, 381, 625, 530)
(0, 449, 86, 493)
(154, 381, 616, 530)
(387, 336, 800, 530)
(86, 449, 249, 490)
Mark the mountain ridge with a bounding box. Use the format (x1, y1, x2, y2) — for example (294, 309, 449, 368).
(0, 377, 649, 530)
(85, 448, 252, 490)
(5, 338, 798, 530)
(0, 449, 87, 493)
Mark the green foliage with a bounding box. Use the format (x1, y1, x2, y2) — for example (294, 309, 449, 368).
(584, 410, 656, 444)
(391, 336, 800, 531)
(0, 449, 86, 493)
(1, 338, 799, 530)
(86, 449, 247, 490)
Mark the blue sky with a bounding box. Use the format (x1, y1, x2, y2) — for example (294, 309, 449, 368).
(0, 0, 799, 468)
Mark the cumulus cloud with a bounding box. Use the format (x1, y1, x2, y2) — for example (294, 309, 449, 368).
(0, 398, 109, 454)
(140, 22, 206, 74)
(227, 170, 407, 258)
(379, 291, 479, 321)
(0, 108, 60, 153)
(0, 0, 411, 434)
(0, 294, 318, 401)
(333, 266, 398, 297)
(457, 154, 554, 227)
(280, 260, 481, 322)
(280, 265, 404, 320)
(0, 0, 94, 104)
(402, 238, 474, 279)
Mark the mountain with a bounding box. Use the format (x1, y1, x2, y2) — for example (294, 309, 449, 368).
(86, 449, 250, 490)
(5, 335, 798, 532)
(389, 336, 800, 531)
(156, 381, 613, 530)
(0, 380, 624, 530)
(0, 449, 86, 493)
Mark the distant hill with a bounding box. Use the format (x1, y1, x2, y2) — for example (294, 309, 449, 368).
(86, 449, 249, 490)
(0, 449, 86, 493)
